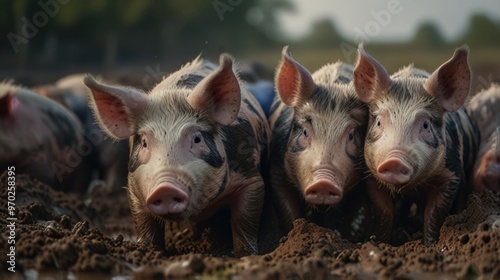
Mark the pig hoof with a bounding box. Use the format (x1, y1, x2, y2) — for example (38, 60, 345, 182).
(377, 157, 413, 185)
(146, 185, 189, 215)
(305, 180, 342, 205)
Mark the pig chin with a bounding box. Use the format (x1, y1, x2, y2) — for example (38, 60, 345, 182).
(303, 168, 343, 205)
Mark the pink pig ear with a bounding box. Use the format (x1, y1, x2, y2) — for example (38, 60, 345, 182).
(187, 54, 241, 126)
(424, 46, 471, 112)
(84, 75, 148, 140)
(275, 46, 316, 107)
(353, 42, 392, 103)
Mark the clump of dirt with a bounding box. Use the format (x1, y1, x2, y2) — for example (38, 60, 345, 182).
(0, 171, 499, 279)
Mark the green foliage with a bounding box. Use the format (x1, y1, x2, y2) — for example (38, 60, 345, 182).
(411, 21, 445, 49)
(296, 18, 345, 48)
(459, 14, 500, 47)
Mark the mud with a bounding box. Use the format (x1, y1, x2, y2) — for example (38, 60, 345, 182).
(0, 171, 498, 279)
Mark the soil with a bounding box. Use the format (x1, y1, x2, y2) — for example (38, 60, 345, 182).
(0, 171, 499, 279)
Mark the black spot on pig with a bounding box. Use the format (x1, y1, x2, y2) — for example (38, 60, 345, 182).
(41, 107, 78, 148)
(269, 97, 282, 117)
(243, 99, 264, 123)
(220, 118, 258, 176)
(200, 130, 224, 168)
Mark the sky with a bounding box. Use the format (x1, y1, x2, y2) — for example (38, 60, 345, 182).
(277, 0, 500, 42)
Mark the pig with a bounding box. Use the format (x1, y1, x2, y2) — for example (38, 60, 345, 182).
(83, 54, 269, 257)
(33, 75, 129, 190)
(353, 43, 480, 245)
(268, 46, 368, 233)
(0, 81, 91, 193)
(467, 83, 500, 192)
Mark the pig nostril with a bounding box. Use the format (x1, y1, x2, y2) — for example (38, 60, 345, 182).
(173, 197, 183, 203)
(152, 199, 162, 206)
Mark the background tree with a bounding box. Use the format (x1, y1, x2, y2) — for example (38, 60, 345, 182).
(458, 14, 500, 47)
(411, 21, 445, 49)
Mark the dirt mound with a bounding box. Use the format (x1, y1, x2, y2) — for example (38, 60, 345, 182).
(0, 171, 498, 279)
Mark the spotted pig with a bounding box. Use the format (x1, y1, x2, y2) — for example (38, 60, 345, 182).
(84, 54, 269, 257)
(467, 83, 500, 192)
(0, 81, 90, 192)
(33, 74, 129, 190)
(353, 43, 480, 245)
(268, 46, 368, 233)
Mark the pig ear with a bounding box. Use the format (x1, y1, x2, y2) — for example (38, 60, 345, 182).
(353, 42, 392, 103)
(275, 46, 316, 107)
(84, 74, 148, 140)
(187, 54, 241, 126)
(423, 46, 471, 112)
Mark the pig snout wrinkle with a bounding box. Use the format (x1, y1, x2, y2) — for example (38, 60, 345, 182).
(377, 157, 413, 185)
(305, 180, 342, 205)
(146, 185, 189, 216)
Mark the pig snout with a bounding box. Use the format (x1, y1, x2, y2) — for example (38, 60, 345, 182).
(376, 155, 413, 186)
(304, 169, 343, 205)
(146, 184, 189, 216)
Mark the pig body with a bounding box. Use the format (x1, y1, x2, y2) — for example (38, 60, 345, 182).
(269, 47, 368, 234)
(84, 54, 269, 257)
(33, 75, 129, 190)
(0, 82, 90, 192)
(467, 84, 500, 192)
(353, 44, 480, 245)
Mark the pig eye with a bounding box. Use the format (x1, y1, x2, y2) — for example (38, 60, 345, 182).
(191, 131, 204, 146)
(377, 120, 381, 127)
(348, 129, 355, 141)
(303, 128, 309, 138)
(423, 120, 429, 130)
(141, 137, 148, 148)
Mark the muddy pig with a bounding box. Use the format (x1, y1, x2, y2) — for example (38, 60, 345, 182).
(84, 54, 269, 257)
(33, 74, 129, 190)
(467, 83, 500, 192)
(0, 81, 91, 193)
(269, 46, 368, 233)
(353, 43, 480, 245)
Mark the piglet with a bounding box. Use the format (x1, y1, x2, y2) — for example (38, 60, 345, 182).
(33, 74, 129, 190)
(0, 81, 90, 192)
(468, 83, 500, 192)
(268, 46, 368, 233)
(84, 54, 269, 257)
(353, 43, 480, 245)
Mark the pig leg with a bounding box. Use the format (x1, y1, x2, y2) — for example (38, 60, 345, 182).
(365, 178, 393, 243)
(270, 166, 302, 233)
(423, 180, 460, 245)
(230, 176, 264, 257)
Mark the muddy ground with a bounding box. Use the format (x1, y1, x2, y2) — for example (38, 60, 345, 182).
(0, 171, 499, 279)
